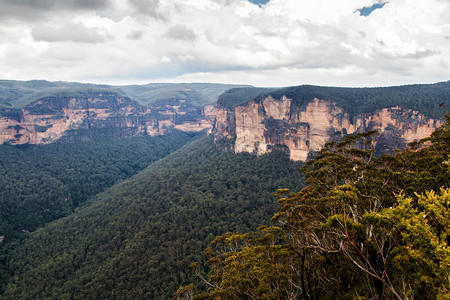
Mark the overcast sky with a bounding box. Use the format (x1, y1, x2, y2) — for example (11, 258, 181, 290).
(0, 0, 449, 87)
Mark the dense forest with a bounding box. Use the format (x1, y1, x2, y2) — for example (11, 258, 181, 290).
(1, 137, 304, 299)
(117, 83, 249, 107)
(3, 79, 450, 118)
(0, 80, 449, 299)
(0, 132, 199, 238)
(182, 114, 450, 299)
(0, 80, 110, 109)
(256, 81, 450, 118)
(0, 132, 200, 290)
(216, 87, 275, 110)
(0, 79, 245, 110)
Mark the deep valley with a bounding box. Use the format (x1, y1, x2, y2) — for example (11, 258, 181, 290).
(0, 80, 449, 299)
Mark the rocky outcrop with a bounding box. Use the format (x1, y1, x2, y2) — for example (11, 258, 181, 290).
(0, 92, 215, 145)
(1, 88, 443, 156)
(214, 96, 442, 161)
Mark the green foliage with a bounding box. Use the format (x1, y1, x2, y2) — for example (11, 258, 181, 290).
(0, 79, 247, 109)
(257, 82, 450, 118)
(0, 132, 197, 237)
(0, 80, 112, 108)
(194, 114, 450, 299)
(174, 283, 197, 300)
(194, 227, 298, 299)
(1, 137, 304, 299)
(0, 108, 22, 121)
(0, 131, 198, 291)
(217, 87, 275, 110)
(381, 189, 450, 299)
(117, 83, 250, 107)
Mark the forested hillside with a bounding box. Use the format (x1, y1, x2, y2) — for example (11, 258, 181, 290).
(186, 114, 450, 299)
(255, 81, 450, 118)
(0, 80, 111, 109)
(1, 80, 449, 299)
(216, 87, 275, 109)
(1, 137, 304, 299)
(0, 132, 198, 238)
(0, 79, 246, 110)
(0, 132, 199, 289)
(117, 82, 249, 107)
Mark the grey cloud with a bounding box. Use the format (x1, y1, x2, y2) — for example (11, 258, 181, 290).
(164, 25, 197, 42)
(358, 31, 366, 39)
(127, 30, 144, 40)
(0, 0, 112, 23)
(216, 0, 240, 6)
(130, 57, 253, 81)
(2, 0, 110, 10)
(374, 48, 441, 61)
(402, 49, 440, 59)
(31, 22, 110, 43)
(128, 0, 165, 20)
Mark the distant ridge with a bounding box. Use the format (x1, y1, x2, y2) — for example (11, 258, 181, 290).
(253, 81, 450, 118)
(0, 80, 250, 109)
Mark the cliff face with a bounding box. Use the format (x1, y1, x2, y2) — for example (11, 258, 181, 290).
(0, 92, 214, 145)
(214, 96, 442, 161)
(1, 89, 443, 154)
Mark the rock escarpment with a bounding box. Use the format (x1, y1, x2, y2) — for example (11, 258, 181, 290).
(1, 84, 446, 154)
(214, 96, 442, 161)
(0, 91, 214, 145)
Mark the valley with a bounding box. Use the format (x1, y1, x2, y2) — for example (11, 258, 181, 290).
(0, 80, 449, 298)
(1, 137, 304, 299)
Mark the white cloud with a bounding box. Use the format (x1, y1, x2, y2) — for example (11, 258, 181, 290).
(0, 0, 449, 87)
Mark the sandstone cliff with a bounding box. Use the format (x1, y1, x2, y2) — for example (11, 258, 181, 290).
(214, 96, 442, 161)
(1, 84, 446, 155)
(0, 91, 214, 145)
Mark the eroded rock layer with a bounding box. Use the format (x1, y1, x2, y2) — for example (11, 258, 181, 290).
(214, 96, 442, 161)
(0, 92, 214, 145)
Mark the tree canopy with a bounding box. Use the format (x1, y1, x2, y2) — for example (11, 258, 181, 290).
(190, 113, 450, 299)
(1, 137, 304, 299)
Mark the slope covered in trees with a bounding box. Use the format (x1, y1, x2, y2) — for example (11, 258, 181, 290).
(118, 83, 249, 107)
(0, 79, 247, 110)
(0, 131, 199, 291)
(216, 87, 275, 110)
(0, 132, 198, 239)
(189, 114, 450, 299)
(1, 137, 304, 299)
(0, 80, 111, 109)
(255, 81, 450, 118)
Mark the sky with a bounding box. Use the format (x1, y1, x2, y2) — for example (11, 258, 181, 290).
(0, 0, 449, 87)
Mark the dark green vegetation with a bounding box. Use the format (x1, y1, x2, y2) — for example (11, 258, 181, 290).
(256, 81, 450, 118)
(1, 137, 304, 299)
(0, 131, 200, 294)
(0, 80, 110, 109)
(216, 87, 275, 110)
(188, 115, 450, 299)
(118, 83, 249, 107)
(3, 79, 450, 119)
(0, 80, 247, 111)
(0, 132, 198, 240)
(1, 79, 449, 299)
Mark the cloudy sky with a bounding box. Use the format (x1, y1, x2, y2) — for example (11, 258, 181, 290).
(0, 0, 449, 87)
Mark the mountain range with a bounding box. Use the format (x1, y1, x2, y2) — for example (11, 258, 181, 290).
(0, 79, 449, 298)
(1, 80, 448, 160)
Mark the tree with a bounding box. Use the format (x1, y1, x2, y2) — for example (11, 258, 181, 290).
(191, 114, 450, 299)
(191, 227, 300, 299)
(380, 189, 450, 299)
